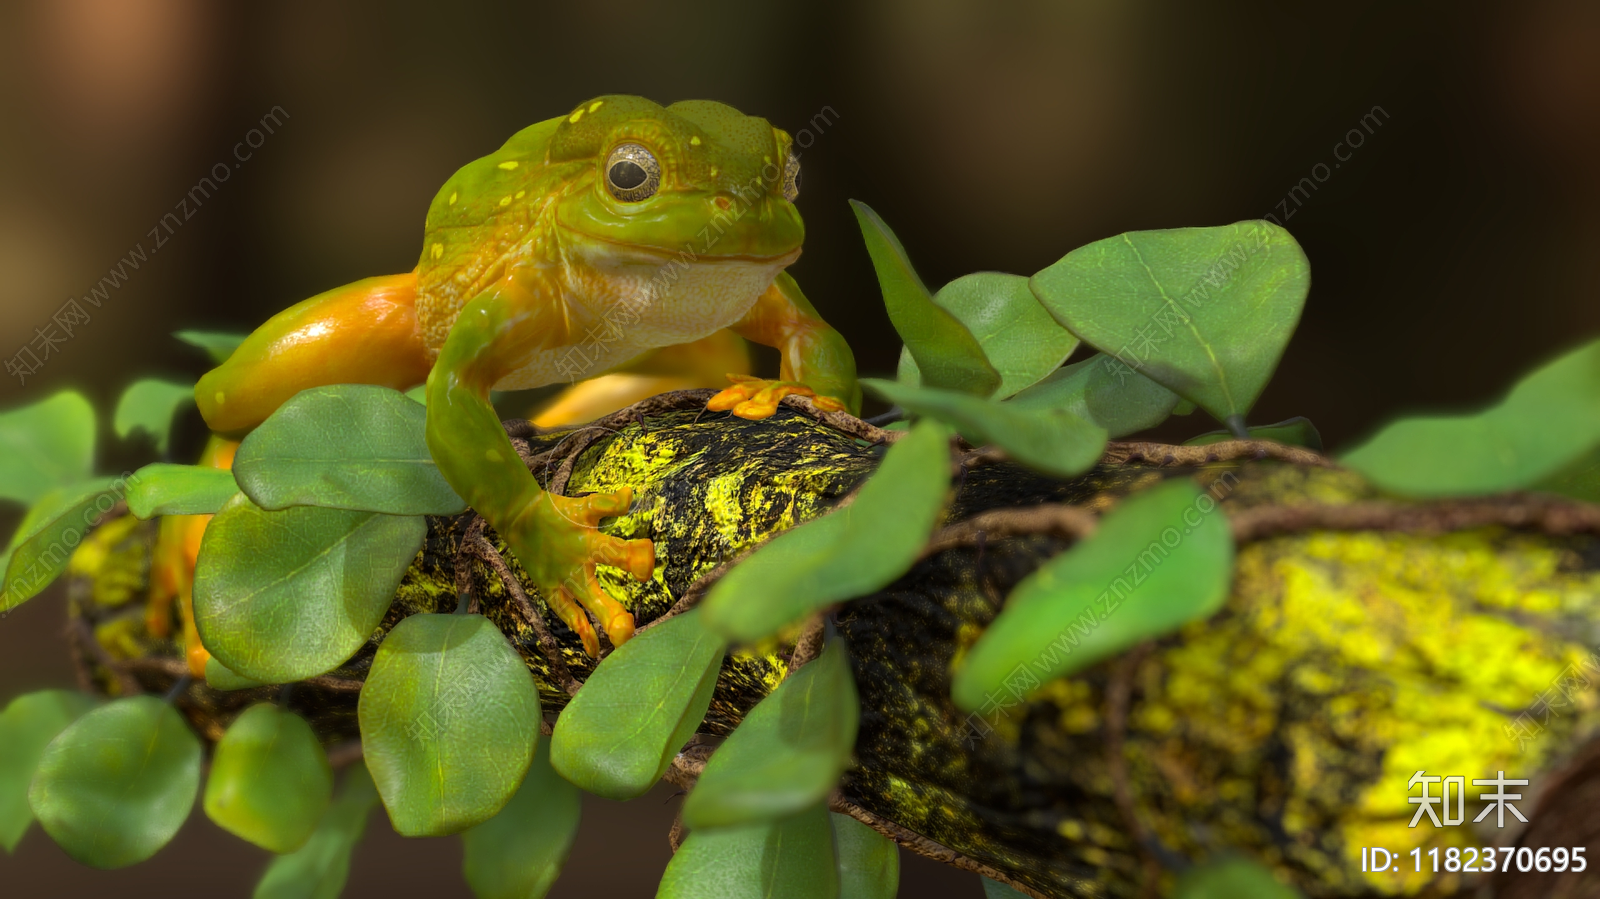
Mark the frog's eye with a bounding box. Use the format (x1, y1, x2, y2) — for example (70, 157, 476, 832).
(781, 152, 800, 202)
(605, 144, 660, 202)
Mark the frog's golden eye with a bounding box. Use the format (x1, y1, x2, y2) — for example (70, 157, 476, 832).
(781, 152, 800, 202)
(605, 144, 660, 202)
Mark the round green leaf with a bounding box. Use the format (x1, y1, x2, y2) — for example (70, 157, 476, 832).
(253, 763, 379, 899)
(126, 463, 239, 519)
(550, 610, 725, 800)
(1007, 353, 1180, 438)
(952, 478, 1236, 712)
(205, 657, 269, 691)
(233, 384, 466, 515)
(659, 801, 839, 899)
(683, 639, 859, 829)
(1172, 857, 1302, 899)
(113, 378, 194, 455)
(461, 738, 580, 899)
(359, 613, 542, 836)
(898, 273, 1079, 399)
(1341, 337, 1600, 497)
(832, 813, 898, 899)
(0, 391, 95, 506)
(204, 704, 333, 853)
(2, 477, 121, 612)
(981, 877, 1030, 898)
(850, 200, 1000, 397)
(28, 695, 201, 868)
(863, 379, 1107, 480)
(701, 419, 952, 643)
(0, 690, 96, 852)
(193, 494, 424, 683)
(1030, 221, 1309, 422)
(174, 329, 248, 364)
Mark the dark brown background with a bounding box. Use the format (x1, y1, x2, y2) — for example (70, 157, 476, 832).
(2, 1, 1597, 896)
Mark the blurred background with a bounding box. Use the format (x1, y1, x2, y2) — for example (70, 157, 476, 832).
(1, 0, 1597, 895)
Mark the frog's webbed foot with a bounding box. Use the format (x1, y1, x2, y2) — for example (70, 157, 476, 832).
(706, 374, 849, 420)
(512, 486, 655, 657)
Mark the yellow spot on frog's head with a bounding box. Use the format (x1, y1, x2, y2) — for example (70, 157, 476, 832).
(498, 160, 519, 170)
(709, 166, 717, 177)
(763, 155, 772, 164)
(690, 136, 701, 146)
(588, 100, 603, 113)
(569, 108, 584, 124)
(485, 448, 504, 463)
(431, 242, 443, 260)
(214, 391, 225, 405)
(514, 190, 525, 199)
(499, 195, 512, 206)
(448, 191, 458, 205)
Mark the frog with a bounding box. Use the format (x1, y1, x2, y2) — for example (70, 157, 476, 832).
(184, 95, 860, 664)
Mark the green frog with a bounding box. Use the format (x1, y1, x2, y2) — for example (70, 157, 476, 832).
(190, 95, 860, 659)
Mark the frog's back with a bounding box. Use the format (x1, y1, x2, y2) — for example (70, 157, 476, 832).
(413, 116, 570, 351)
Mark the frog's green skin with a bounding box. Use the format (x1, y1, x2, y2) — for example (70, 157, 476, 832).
(192, 95, 859, 655)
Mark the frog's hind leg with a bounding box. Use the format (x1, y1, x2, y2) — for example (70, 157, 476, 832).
(195, 272, 434, 436)
(529, 329, 752, 426)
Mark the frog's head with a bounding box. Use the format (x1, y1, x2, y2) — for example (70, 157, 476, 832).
(549, 95, 804, 262)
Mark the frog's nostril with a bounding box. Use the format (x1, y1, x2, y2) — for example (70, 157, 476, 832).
(713, 196, 731, 211)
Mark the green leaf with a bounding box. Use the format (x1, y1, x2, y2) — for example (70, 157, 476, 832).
(1172, 857, 1302, 899)
(897, 272, 1079, 399)
(461, 738, 579, 899)
(174, 329, 247, 364)
(980, 877, 1030, 898)
(659, 801, 839, 899)
(701, 419, 952, 643)
(850, 200, 1000, 397)
(253, 763, 379, 899)
(193, 494, 424, 683)
(550, 610, 725, 800)
(1535, 445, 1600, 504)
(0, 690, 96, 852)
(2, 477, 121, 612)
(952, 478, 1235, 712)
(113, 379, 194, 454)
(204, 704, 333, 853)
(0, 391, 95, 506)
(1030, 221, 1309, 423)
(1185, 416, 1323, 452)
(28, 695, 201, 868)
(359, 612, 542, 836)
(1006, 353, 1180, 438)
(832, 813, 898, 899)
(683, 639, 859, 829)
(126, 463, 238, 519)
(234, 384, 466, 515)
(205, 657, 267, 691)
(1341, 338, 1600, 497)
(404, 384, 427, 406)
(863, 379, 1107, 480)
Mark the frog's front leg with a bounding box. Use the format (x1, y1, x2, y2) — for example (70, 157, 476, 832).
(711, 271, 861, 419)
(426, 288, 655, 656)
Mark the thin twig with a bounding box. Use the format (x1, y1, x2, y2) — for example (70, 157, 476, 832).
(1105, 643, 1161, 896)
(921, 505, 1099, 559)
(1103, 439, 1333, 469)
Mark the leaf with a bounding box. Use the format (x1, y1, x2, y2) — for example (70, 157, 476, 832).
(897, 272, 1079, 399)
(205, 657, 267, 691)
(253, 763, 379, 899)
(658, 801, 839, 899)
(28, 695, 201, 868)
(1006, 353, 1180, 438)
(550, 610, 725, 800)
(404, 384, 427, 406)
(1341, 338, 1600, 497)
(1172, 857, 1302, 899)
(850, 200, 1000, 397)
(1535, 446, 1600, 504)
(174, 329, 248, 364)
(2, 477, 121, 613)
(952, 478, 1235, 712)
(863, 379, 1107, 480)
(832, 813, 898, 899)
(359, 612, 542, 836)
(700, 419, 952, 643)
(204, 704, 333, 853)
(0, 690, 96, 852)
(234, 384, 467, 515)
(981, 877, 1030, 898)
(113, 379, 194, 454)
(1030, 221, 1310, 423)
(461, 739, 580, 899)
(193, 494, 424, 683)
(126, 463, 238, 519)
(0, 391, 95, 506)
(683, 639, 859, 829)
(1185, 417, 1323, 452)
